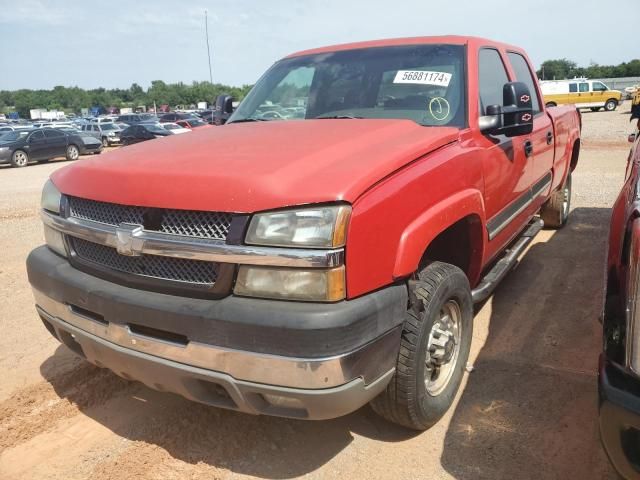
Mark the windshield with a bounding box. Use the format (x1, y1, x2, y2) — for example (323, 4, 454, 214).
(230, 44, 465, 127)
(0, 131, 29, 142)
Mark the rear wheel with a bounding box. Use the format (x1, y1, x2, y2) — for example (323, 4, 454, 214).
(370, 262, 473, 430)
(605, 99, 618, 111)
(66, 144, 79, 161)
(11, 149, 29, 167)
(541, 173, 572, 229)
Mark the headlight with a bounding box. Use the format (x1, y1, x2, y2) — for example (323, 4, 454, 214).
(245, 205, 351, 248)
(234, 266, 345, 302)
(41, 179, 62, 214)
(108, 132, 115, 136)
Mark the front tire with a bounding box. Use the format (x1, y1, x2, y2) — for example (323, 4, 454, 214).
(590, 107, 601, 112)
(370, 262, 473, 430)
(541, 173, 572, 228)
(101, 137, 109, 147)
(66, 144, 79, 161)
(605, 99, 618, 111)
(545, 102, 557, 108)
(11, 149, 29, 167)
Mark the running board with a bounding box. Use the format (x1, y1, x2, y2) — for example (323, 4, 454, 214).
(471, 218, 543, 303)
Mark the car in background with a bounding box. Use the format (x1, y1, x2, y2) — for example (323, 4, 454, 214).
(0, 127, 101, 167)
(159, 112, 199, 123)
(0, 125, 34, 133)
(161, 123, 191, 135)
(80, 122, 123, 146)
(116, 113, 158, 125)
(600, 126, 640, 479)
(120, 123, 172, 146)
(176, 118, 207, 129)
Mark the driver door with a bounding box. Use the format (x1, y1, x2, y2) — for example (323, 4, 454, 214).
(25, 130, 47, 160)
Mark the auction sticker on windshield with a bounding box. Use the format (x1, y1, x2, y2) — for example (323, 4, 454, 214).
(393, 70, 452, 87)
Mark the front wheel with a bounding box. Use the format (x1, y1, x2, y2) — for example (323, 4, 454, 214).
(541, 173, 572, 228)
(590, 107, 601, 112)
(370, 262, 473, 430)
(66, 144, 79, 161)
(102, 137, 109, 147)
(545, 102, 557, 108)
(11, 149, 29, 167)
(605, 99, 618, 111)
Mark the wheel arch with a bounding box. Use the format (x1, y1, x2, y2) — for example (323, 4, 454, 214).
(393, 189, 486, 286)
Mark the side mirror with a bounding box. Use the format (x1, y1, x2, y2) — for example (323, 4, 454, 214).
(214, 94, 234, 125)
(479, 81, 534, 137)
(629, 133, 637, 143)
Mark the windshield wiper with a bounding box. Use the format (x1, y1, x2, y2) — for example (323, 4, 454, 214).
(314, 115, 364, 120)
(226, 118, 271, 124)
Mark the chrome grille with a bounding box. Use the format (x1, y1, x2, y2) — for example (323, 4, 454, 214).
(67, 196, 232, 240)
(72, 238, 218, 285)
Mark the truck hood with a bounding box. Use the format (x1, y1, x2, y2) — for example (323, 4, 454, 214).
(52, 119, 458, 213)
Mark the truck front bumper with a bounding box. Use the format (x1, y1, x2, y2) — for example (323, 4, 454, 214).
(27, 246, 406, 420)
(599, 354, 640, 478)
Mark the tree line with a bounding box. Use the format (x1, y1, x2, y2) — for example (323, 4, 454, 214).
(0, 81, 253, 118)
(537, 58, 640, 81)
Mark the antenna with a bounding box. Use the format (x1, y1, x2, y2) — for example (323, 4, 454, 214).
(205, 10, 213, 85)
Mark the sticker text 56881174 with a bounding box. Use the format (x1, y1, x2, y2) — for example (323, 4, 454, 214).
(393, 70, 452, 87)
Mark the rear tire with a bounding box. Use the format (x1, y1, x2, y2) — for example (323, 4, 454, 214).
(11, 149, 29, 167)
(66, 144, 79, 161)
(541, 173, 572, 229)
(370, 262, 473, 430)
(605, 99, 618, 111)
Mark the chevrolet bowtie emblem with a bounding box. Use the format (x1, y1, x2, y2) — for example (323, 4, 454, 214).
(115, 224, 145, 256)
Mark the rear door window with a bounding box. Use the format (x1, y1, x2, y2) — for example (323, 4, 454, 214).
(579, 83, 589, 92)
(569, 83, 577, 93)
(507, 52, 541, 114)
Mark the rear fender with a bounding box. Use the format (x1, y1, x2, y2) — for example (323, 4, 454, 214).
(393, 189, 485, 285)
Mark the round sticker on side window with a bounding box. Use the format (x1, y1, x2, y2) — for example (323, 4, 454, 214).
(393, 70, 452, 87)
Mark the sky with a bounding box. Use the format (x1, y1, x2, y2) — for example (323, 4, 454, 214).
(0, 0, 637, 91)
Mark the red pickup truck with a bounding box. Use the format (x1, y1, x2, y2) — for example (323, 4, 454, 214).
(27, 36, 580, 430)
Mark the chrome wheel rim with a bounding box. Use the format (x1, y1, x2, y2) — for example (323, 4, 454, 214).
(14, 151, 27, 166)
(68, 146, 78, 160)
(425, 299, 462, 396)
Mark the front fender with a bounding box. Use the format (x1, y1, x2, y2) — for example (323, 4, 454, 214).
(393, 188, 486, 283)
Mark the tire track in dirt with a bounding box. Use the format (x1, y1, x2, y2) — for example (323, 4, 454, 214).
(0, 361, 132, 451)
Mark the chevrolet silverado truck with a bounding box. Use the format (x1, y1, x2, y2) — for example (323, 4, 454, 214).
(27, 36, 581, 430)
(600, 127, 640, 478)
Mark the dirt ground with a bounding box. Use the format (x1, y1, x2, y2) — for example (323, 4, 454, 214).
(0, 105, 637, 479)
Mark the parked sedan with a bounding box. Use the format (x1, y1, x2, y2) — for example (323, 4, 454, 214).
(175, 118, 207, 129)
(600, 127, 640, 479)
(0, 128, 102, 167)
(159, 112, 199, 123)
(119, 123, 172, 146)
(161, 123, 191, 135)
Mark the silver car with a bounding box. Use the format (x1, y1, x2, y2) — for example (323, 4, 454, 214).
(80, 123, 122, 147)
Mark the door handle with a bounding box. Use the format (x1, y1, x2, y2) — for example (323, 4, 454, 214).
(546, 131, 553, 145)
(524, 140, 533, 157)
